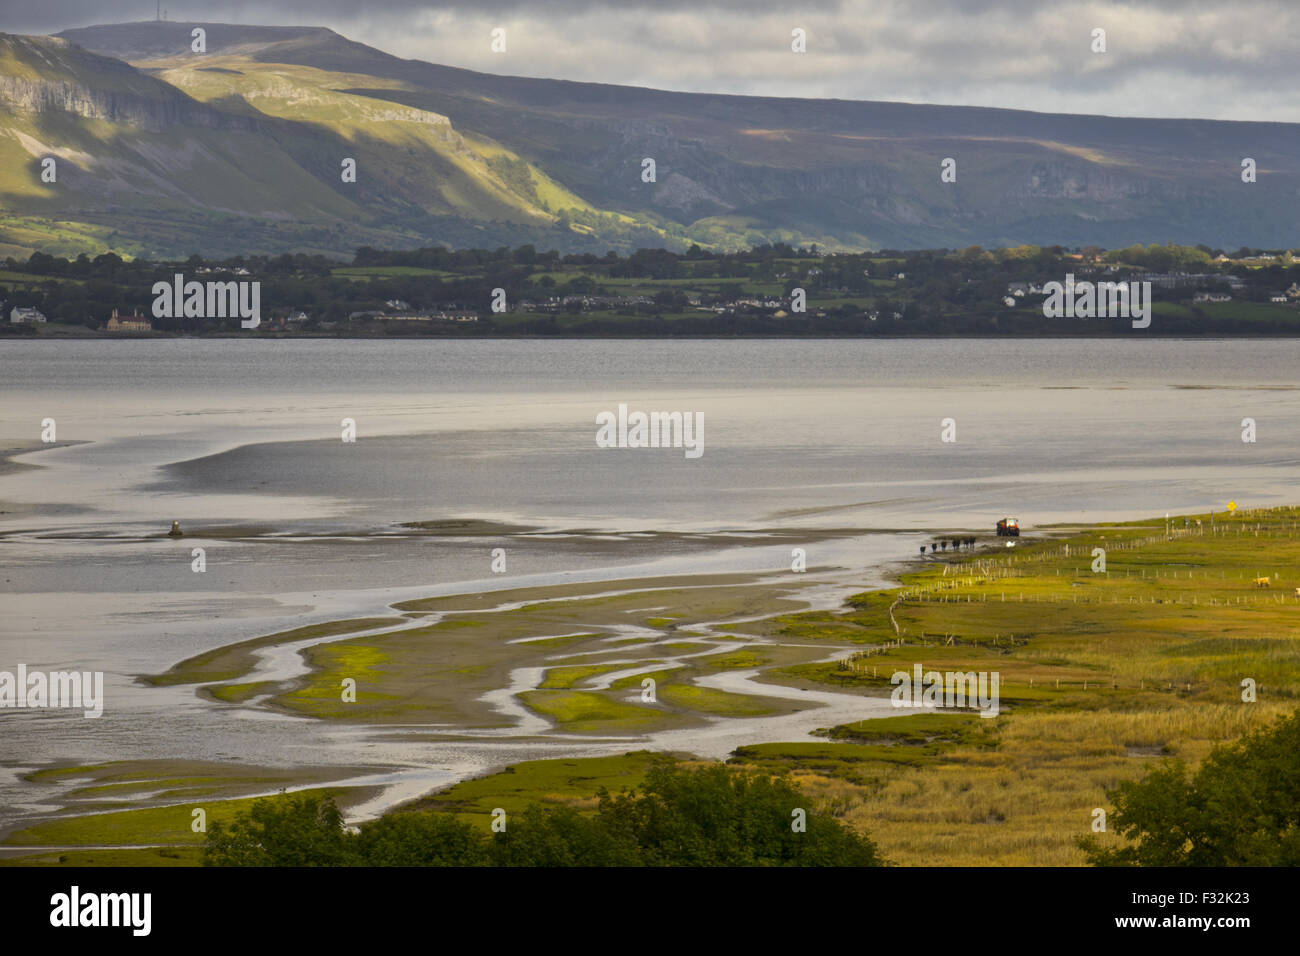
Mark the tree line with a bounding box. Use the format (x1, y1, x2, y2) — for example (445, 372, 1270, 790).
(203, 761, 884, 867)
(201, 706, 1300, 866)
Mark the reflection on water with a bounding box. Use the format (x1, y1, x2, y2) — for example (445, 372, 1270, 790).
(2, 338, 1298, 831)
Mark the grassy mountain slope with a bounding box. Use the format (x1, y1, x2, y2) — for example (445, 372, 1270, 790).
(148, 56, 592, 225)
(0, 35, 383, 257)
(0, 20, 1295, 258)
(1, 29, 667, 257)
(218, 24, 1299, 251)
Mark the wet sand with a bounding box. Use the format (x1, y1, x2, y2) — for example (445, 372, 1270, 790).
(8, 337, 1300, 851)
(2, 554, 910, 843)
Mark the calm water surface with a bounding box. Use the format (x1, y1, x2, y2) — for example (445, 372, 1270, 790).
(1, 338, 1297, 832)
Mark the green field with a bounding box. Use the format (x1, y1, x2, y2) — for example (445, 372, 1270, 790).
(734, 507, 1300, 864)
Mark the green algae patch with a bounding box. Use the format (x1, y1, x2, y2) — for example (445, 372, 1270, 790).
(657, 641, 717, 655)
(609, 667, 687, 690)
(519, 689, 687, 734)
(268, 619, 528, 724)
(539, 661, 652, 690)
(655, 683, 778, 717)
(275, 643, 401, 717)
(697, 648, 772, 669)
(15, 760, 372, 818)
(257, 578, 822, 726)
(141, 617, 404, 687)
(204, 681, 280, 703)
(2, 786, 377, 849)
(402, 751, 670, 822)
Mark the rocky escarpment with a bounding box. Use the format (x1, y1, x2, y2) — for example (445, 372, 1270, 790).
(0, 34, 255, 133)
(0, 74, 257, 132)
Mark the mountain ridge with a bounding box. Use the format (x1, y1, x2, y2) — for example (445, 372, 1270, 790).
(0, 19, 1293, 258)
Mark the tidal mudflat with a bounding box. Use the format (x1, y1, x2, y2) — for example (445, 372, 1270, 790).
(4, 338, 1300, 864)
(7, 505, 1299, 866)
(0, 560, 906, 859)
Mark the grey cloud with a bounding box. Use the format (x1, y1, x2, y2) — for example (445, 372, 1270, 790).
(4, 0, 1298, 121)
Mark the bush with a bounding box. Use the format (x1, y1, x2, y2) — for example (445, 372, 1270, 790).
(204, 794, 356, 866)
(1079, 709, 1300, 866)
(204, 760, 885, 867)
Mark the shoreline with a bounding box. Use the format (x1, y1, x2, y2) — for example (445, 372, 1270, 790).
(1, 556, 911, 844)
(10, 331, 1300, 340)
(0, 440, 82, 476)
(5, 503, 1297, 865)
(0, 513, 1064, 845)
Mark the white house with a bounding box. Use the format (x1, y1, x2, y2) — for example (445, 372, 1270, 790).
(10, 307, 45, 324)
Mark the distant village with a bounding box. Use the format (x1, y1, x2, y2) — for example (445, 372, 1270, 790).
(5, 300, 483, 334)
(1002, 276, 1300, 307)
(5, 292, 887, 331)
(5, 242, 1300, 336)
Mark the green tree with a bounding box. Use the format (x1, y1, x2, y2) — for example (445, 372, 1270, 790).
(595, 760, 883, 866)
(356, 812, 488, 866)
(204, 795, 357, 867)
(1080, 709, 1300, 866)
(204, 762, 884, 867)
(491, 805, 640, 866)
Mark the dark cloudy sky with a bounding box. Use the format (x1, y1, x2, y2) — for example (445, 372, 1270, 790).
(5, 0, 1296, 121)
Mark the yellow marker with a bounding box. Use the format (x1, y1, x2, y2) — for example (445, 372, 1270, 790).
(1227, 501, 1237, 513)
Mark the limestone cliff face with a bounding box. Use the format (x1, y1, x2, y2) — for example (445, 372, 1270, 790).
(0, 75, 255, 132)
(0, 35, 254, 133)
